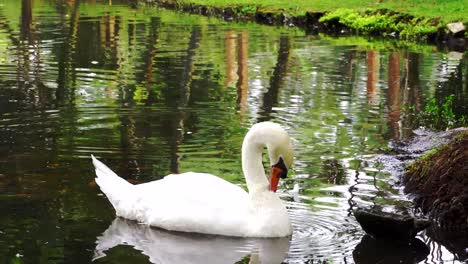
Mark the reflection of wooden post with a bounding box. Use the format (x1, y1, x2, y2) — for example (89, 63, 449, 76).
(99, 16, 115, 47)
(100, 16, 107, 49)
(109, 16, 115, 46)
(387, 52, 401, 140)
(236, 32, 248, 111)
(366, 51, 379, 106)
(224, 31, 237, 88)
(345, 51, 356, 80)
(100, 16, 116, 49)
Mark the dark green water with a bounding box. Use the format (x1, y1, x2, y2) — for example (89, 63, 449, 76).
(0, 0, 467, 263)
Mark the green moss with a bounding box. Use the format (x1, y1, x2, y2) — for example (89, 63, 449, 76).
(406, 148, 438, 178)
(406, 131, 468, 178)
(319, 8, 440, 39)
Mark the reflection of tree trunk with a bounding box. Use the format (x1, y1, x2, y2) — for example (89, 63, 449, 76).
(143, 18, 160, 106)
(168, 27, 201, 174)
(19, 0, 52, 107)
(401, 52, 421, 136)
(19, 0, 33, 96)
(99, 15, 120, 100)
(56, 1, 80, 106)
(118, 113, 138, 178)
(406, 53, 421, 111)
(387, 52, 401, 140)
(119, 18, 160, 178)
(259, 36, 291, 122)
(366, 51, 379, 106)
(224, 31, 237, 88)
(179, 27, 200, 106)
(21, 0, 33, 41)
(46, 1, 81, 168)
(236, 32, 248, 112)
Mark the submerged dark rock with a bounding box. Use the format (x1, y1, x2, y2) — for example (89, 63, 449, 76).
(353, 208, 430, 242)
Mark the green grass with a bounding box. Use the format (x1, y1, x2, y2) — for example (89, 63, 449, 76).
(169, 0, 467, 24)
(319, 8, 440, 39)
(404, 95, 468, 130)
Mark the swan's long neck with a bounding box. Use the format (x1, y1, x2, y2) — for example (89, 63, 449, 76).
(242, 134, 269, 194)
(241, 122, 291, 194)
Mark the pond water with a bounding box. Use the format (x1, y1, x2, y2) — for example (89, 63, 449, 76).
(0, 0, 467, 263)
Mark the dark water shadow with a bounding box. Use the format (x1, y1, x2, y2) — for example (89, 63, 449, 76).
(94, 218, 290, 264)
(426, 226, 468, 262)
(353, 235, 430, 264)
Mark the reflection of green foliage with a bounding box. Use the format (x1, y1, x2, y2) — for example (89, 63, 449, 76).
(405, 95, 468, 130)
(10, 256, 23, 264)
(299, 178, 338, 208)
(234, 255, 251, 264)
(373, 196, 412, 208)
(318, 35, 437, 54)
(95, 245, 150, 263)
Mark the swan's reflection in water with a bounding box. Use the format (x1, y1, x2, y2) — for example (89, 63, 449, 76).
(94, 218, 291, 264)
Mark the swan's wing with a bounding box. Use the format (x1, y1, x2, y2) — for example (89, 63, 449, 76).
(132, 172, 251, 236)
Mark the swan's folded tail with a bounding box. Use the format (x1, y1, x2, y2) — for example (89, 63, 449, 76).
(91, 155, 134, 213)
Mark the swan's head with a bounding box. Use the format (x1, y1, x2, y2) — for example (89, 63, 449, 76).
(268, 136, 293, 192)
(261, 122, 294, 192)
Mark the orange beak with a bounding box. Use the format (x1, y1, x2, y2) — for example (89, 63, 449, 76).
(270, 166, 283, 192)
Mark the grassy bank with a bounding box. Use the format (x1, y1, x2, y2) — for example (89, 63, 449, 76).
(147, 0, 467, 41)
(171, 0, 467, 23)
(403, 130, 468, 229)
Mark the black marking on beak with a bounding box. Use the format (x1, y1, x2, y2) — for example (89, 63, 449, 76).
(272, 157, 288, 179)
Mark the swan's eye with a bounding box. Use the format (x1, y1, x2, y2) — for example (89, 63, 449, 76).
(272, 157, 288, 179)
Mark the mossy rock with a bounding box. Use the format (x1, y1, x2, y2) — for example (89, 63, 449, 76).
(403, 130, 468, 230)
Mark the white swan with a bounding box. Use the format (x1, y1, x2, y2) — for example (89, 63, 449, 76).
(92, 121, 294, 237)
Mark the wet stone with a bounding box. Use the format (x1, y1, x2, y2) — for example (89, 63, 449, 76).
(447, 22, 465, 36)
(353, 208, 430, 243)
